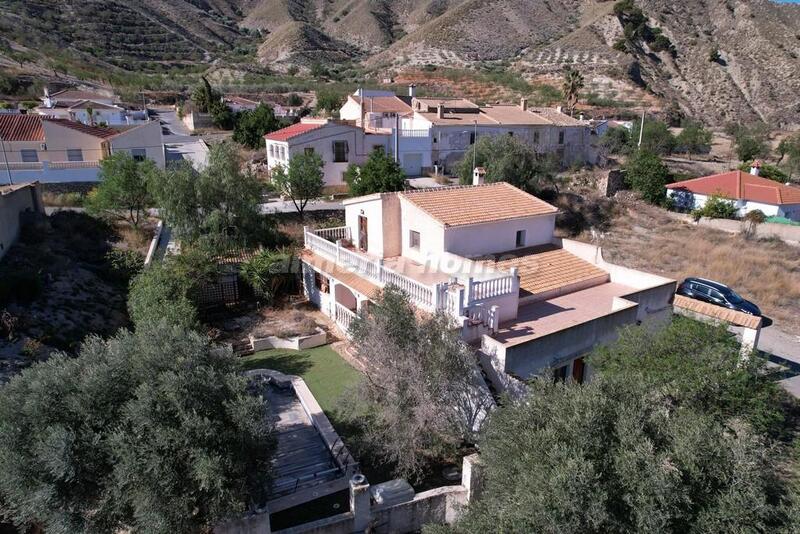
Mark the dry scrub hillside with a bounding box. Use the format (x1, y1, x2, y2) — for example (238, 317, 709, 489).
(589, 199, 800, 335)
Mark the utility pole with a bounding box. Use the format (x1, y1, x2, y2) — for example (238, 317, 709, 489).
(637, 109, 645, 149)
(394, 113, 400, 164)
(472, 120, 478, 171)
(0, 134, 12, 186)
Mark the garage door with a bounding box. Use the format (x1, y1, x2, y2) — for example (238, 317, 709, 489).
(403, 153, 423, 176)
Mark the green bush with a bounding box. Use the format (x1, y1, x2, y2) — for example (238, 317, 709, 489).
(104, 249, 145, 284)
(624, 150, 671, 205)
(692, 194, 738, 220)
(239, 248, 298, 303)
(738, 162, 789, 183)
(128, 263, 199, 331)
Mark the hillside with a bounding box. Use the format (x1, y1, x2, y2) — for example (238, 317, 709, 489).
(1, 0, 799, 124)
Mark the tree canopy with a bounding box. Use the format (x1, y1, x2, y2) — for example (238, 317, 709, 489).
(85, 151, 157, 228)
(340, 286, 492, 481)
(150, 143, 276, 248)
(233, 103, 280, 149)
(458, 135, 557, 193)
(624, 149, 671, 205)
(630, 118, 676, 155)
(344, 149, 407, 196)
(728, 123, 770, 163)
(270, 151, 325, 218)
(675, 121, 713, 159)
(562, 67, 584, 117)
(0, 324, 274, 534)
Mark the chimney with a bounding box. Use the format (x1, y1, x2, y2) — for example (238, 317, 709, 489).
(408, 84, 417, 98)
(556, 105, 563, 114)
(519, 97, 528, 111)
(473, 167, 486, 185)
(750, 160, 762, 176)
(437, 104, 444, 119)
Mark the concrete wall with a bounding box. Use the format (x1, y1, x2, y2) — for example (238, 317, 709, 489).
(41, 120, 108, 162)
(0, 182, 43, 259)
(399, 196, 445, 264)
(303, 263, 333, 317)
(182, 111, 212, 132)
(109, 121, 166, 169)
(345, 194, 388, 256)
(0, 163, 101, 185)
(444, 214, 557, 257)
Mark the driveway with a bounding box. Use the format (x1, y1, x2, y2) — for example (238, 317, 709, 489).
(153, 109, 209, 169)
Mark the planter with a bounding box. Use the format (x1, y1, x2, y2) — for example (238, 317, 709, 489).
(249, 327, 327, 351)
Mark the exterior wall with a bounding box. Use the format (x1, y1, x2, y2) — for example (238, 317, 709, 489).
(0, 183, 42, 259)
(345, 195, 387, 256)
(303, 264, 333, 317)
(0, 139, 46, 164)
(398, 197, 445, 264)
(109, 121, 166, 169)
(667, 189, 791, 220)
(0, 163, 101, 185)
(267, 124, 390, 187)
(71, 108, 126, 126)
(443, 214, 557, 258)
(778, 203, 800, 221)
(41, 121, 107, 162)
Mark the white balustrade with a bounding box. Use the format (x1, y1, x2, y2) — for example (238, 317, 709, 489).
(470, 275, 517, 302)
(313, 226, 351, 241)
(334, 303, 357, 334)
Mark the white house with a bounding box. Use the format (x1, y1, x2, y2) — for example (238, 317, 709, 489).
(38, 89, 143, 126)
(300, 180, 675, 395)
(339, 88, 413, 130)
(264, 118, 390, 190)
(224, 96, 261, 113)
(667, 166, 800, 221)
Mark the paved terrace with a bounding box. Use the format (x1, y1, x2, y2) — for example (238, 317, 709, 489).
(493, 282, 638, 347)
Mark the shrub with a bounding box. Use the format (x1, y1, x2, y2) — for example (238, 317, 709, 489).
(624, 150, 671, 205)
(127, 262, 199, 331)
(738, 162, 789, 183)
(239, 248, 298, 303)
(692, 194, 738, 220)
(104, 248, 145, 284)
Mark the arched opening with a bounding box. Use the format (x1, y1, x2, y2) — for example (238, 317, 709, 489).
(334, 284, 357, 312)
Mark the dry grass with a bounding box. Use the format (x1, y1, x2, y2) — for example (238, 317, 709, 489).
(587, 199, 800, 334)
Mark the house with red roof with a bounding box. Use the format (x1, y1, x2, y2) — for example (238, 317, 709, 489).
(666, 166, 800, 221)
(0, 115, 164, 184)
(264, 118, 390, 190)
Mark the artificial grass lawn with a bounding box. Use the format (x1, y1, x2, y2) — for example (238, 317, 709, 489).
(240, 345, 361, 412)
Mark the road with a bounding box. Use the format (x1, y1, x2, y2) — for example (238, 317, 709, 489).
(152, 109, 209, 170)
(757, 326, 800, 397)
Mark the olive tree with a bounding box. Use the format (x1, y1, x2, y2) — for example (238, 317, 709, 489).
(270, 151, 325, 219)
(0, 324, 274, 534)
(85, 151, 157, 228)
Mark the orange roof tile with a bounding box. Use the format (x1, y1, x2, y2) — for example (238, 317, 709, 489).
(0, 114, 45, 141)
(44, 118, 119, 139)
(484, 245, 609, 298)
(400, 182, 558, 227)
(667, 170, 800, 205)
(673, 294, 761, 329)
(300, 250, 381, 299)
(351, 95, 412, 114)
(264, 121, 328, 142)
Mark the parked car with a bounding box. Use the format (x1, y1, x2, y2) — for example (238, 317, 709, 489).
(676, 277, 762, 316)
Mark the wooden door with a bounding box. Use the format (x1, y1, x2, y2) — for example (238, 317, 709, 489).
(572, 357, 585, 385)
(358, 215, 368, 252)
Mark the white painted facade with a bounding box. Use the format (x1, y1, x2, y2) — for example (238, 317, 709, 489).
(667, 189, 800, 221)
(266, 120, 390, 188)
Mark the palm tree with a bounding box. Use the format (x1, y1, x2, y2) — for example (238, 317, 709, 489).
(562, 67, 584, 117)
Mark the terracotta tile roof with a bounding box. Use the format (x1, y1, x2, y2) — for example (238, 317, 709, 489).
(264, 121, 328, 142)
(484, 244, 609, 298)
(400, 182, 558, 227)
(0, 114, 45, 141)
(44, 118, 119, 139)
(673, 294, 761, 329)
(667, 170, 800, 205)
(67, 100, 121, 110)
(300, 250, 381, 299)
(351, 95, 412, 114)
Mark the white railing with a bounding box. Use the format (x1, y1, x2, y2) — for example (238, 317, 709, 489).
(400, 129, 430, 138)
(49, 160, 101, 169)
(466, 303, 500, 333)
(304, 229, 339, 259)
(334, 303, 357, 334)
(313, 226, 351, 241)
(380, 268, 434, 308)
(471, 274, 517, 302)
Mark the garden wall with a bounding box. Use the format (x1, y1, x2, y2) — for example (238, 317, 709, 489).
(666, 212, 800, 244)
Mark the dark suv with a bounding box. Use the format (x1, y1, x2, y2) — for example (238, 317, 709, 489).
(676, 277, 762, 316)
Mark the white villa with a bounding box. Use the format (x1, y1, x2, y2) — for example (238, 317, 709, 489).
(300, 180, 675, 393)
(36, 89, 146, 126)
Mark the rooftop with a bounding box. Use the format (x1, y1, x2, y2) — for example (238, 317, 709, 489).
(265, 121, 329, 142)
(0, 114, 45, 141)
(667, 170, 800, 205)
(67, 100, 122, 111)
(400, 182, 558, 227)
(300, 250, 381, 298)
(484, 244, 610, 299)
(45, 118, 120, 139)
(350, 95, 412, 114)
(49, 89, 115, 102)
(493, 282, 638, 347)
(673, 294, 761, 329)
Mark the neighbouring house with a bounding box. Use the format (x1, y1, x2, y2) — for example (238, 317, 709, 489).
(667, 165, 800, 221)
(0, 114, 165, 184)
(37, 88, 145, 126)
(224, 95, 261, 113)
(264, 118, 390, 190)
(300, 180, 675, 395)
(0, 181, 44, 260)
(338, 88, 596, 177)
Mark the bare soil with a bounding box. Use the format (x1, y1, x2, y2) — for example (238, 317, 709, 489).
(581, 197, 800, 335)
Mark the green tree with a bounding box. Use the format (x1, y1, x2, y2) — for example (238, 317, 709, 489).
(777, 133, 800, 179)
(598, 126, 632, 156)
(590, 316, 785, 435)
(624, 149, 670, 204)
(239, 247, 298, 303)
(314, 88, 345, 116)
(631, 118, 676, 155)
(151, 143, 276, 247)
(738, 161, 789, 183)
(127, 261, 200, 331)
(270, 151, 325, 219)
(233, 103, 280, 149)
(729, 123, 770, 162)
(344, 149, 407, 195)
(85, 152, 157, 228)
(191, 76, 219, 113)
(0, 324, 274, 534)
(341, 286, 492, 481)
(676, 121, 713, 160)
(562, 66, 584, 117)
(432, 377, 792, 534)
(692, 193, 738, 220)
(458, 135, 557, 193)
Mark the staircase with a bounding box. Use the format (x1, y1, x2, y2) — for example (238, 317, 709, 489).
(232, 338, 254, 357)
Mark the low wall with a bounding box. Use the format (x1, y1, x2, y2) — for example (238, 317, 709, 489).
(0, 162, 100, 185)
(249, 329, 327, 351)
(0, 182, 44, 259)
(666, 212, 800, 245)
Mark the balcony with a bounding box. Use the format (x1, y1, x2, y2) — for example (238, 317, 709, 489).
(303, 226, 519, 331)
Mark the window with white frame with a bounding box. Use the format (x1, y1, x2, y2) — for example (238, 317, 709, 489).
(269, 145, 275, 158)
(20, 149, 38, 163)
(67, 149, 83, 162)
